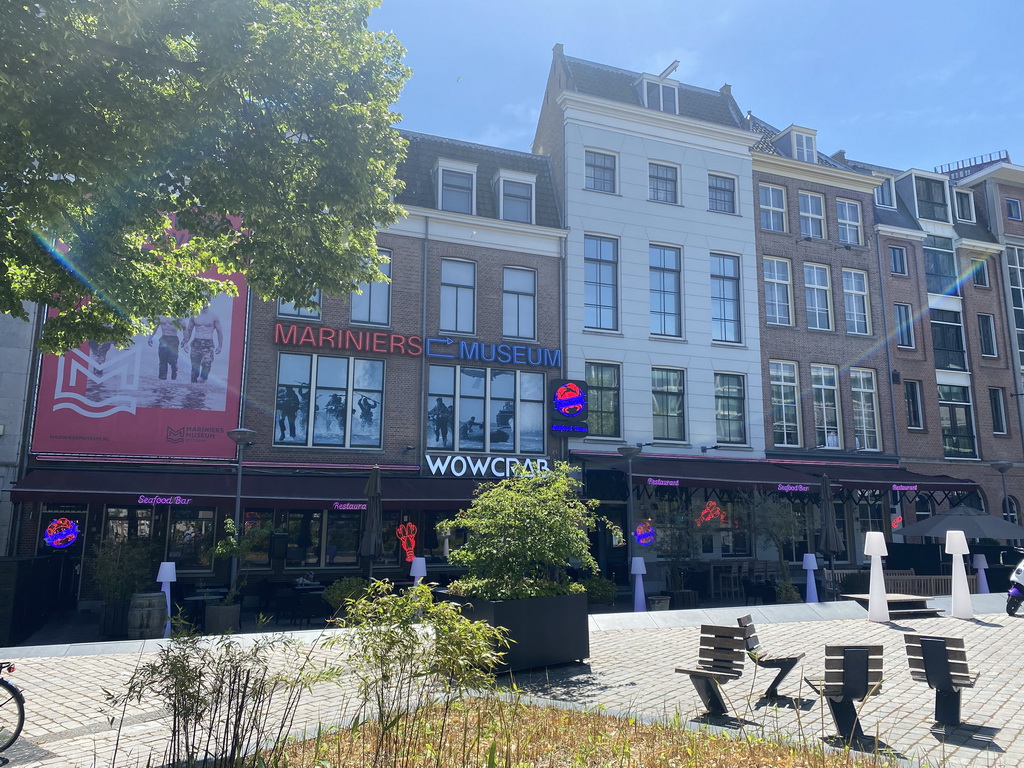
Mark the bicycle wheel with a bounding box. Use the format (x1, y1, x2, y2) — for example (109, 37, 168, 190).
(0, 678, 25, 752)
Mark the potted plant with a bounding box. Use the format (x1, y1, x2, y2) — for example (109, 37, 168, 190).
(91, 537, 159, 639)
(731, 490, 807, 603)
(323, 576, 369, 617)
(652, 495, 705, 608)
(206, 518, 273, 633)
(438, 461, 602, 672)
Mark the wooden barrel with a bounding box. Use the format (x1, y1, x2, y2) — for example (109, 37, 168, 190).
(127, 592, 167, 640)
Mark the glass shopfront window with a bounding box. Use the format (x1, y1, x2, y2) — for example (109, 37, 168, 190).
(286, 509, 362, 568)
(286, 510, 323, 568)
(166, 507, 215, 571)
(105, 506, 153, 541)
(240, 509, 274, 569)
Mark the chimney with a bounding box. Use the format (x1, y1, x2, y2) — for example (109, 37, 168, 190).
(832, 149, 847, 164)
(720, 83, 732, 96)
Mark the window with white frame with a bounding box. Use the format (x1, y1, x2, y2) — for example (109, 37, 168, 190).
(850, 368, 880, 451)
(894, 303, 915, 348)
(931, 309, 967, 371)
(499, 178, 534, 223)
(711, 253, 741, 343)
(770, 360, 800, 447)
(427, 365, 545, 453)
(586, 362, 620, 437)
(794, 132, 816, 163)
(804, 263, 832, 330)
(991, 388, 1008, 434)
(439, 166, 475, 214)
(759, 184, 786, 231)
(1008, 198, 1022, 220)
(1008, 247, 1024, 369)
(811, 364, 841, 448)
(978, 313, 998, 357)
(842, 269, 869, 335)
(915, 176, 948, 221)
(283, 509, 360, 569)
(938, 384, 977, 459)
(649, 163, 678, 203)
(649, 244, 681, 336)
(955, 190, 975, 222)
(905, 380, 924, 429)
(502, 267, 536, 340)
(274, 352, 384, 448)
(714, 372, 746, 444)
(971, 258, 990, 288)
(585, 150, 616, 193)
(351, 252, 391, 326)
(652, 367, 685, 441)
(924, 235, 958, 296)
(874, 178, 895, 207)
(584, 234, 618, 330)
(278, 291, 322, 320)
(708, 174, 736, 213)
(889, 245, 908, 275)
(440, 259, 475, 334)
(764, 257, 792, 326)
(799, 192, 825, 238)
(644, 80, 678, 114)
(837, 199, 862, 245)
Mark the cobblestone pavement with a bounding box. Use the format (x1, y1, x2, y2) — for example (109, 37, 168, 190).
(0, 595, 1018, 768)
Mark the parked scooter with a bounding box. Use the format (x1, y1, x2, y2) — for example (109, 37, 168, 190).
(1006, 547, 1024, 616)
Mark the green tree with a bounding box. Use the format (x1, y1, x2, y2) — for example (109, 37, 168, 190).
(731, 489, 806, 585)
(1, 0, 408, 352)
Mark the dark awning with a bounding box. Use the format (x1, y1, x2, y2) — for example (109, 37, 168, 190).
(769, 463, 978, 493)
(572, 452, 823, 492)
(11, 469, 480, 510)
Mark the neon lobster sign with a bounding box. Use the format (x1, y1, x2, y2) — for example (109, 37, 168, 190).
(396, 523, 418, 562)
(695, 500, 726, 527)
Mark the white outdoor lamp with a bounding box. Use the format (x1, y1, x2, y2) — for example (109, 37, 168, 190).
(631, 556, 647, 612)
(863, 531, 889, 622)
(802, 552, 819, 603)
(972, 553, 990, 594)
(946, 530, 973, 619)
(157, 561, 177, 638)
(410, 556, 427, 586)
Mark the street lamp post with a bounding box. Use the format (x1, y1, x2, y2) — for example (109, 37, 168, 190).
(994, 461, 1013, 520)
(227, 428, 257, 593)
(617, 444, 642, 561)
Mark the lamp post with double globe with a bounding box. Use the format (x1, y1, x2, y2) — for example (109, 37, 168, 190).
(227, 428, 257, 593)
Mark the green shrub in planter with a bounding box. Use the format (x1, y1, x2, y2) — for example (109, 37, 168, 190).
(582, 576, 616, 606)
(774, 581, 802, 604)
(840, 570, 870, 594)
(323, 576, 369, 613)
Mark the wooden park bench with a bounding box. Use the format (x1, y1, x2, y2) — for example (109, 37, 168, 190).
(674, 623, 748, 717)
(805, 645, 883, 743)
(737, 615, 804, 700)
(904, 634, 979, 726)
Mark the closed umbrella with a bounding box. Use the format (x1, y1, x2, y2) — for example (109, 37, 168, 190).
(817, 474, 845, 600)
(358, 465, 383, 579)
(896, 504, 1024, 540)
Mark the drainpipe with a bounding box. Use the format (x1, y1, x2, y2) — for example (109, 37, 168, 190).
(874, 232, 901, 461)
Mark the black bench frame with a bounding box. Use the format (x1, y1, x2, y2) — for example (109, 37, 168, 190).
(737, 615, 804, 699)
(675, 623, 748, 717)
(805, 645, 883, 743)
(904, 634, 978, 726)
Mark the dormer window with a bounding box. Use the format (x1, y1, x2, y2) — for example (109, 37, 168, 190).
(914, 175, 948, 222)
(435, 159, 478, 215)
(874, 178, 895, 208)
(643, 80, 677, 114)
(794, 132, 816, 163)
(955, 190, 975, 222)
(494, 169, 536, 224)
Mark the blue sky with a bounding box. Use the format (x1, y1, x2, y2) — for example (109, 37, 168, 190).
(370, 0, 1024, 171)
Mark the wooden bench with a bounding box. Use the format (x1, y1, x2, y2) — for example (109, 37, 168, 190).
(805, 645, 883, 743)
(737, 615, 804, 699)
(675, 624, 748, 717)
(904, 634, 979, 726)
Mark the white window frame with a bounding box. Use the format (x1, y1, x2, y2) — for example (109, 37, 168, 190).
(938, 384, 977, 459)
(584, 234, 619, 331)
(991, 388, 1008, 435)
(905, 380, 924, 430)
(794, 132, 816, 163)
(708, 173, 737, 214)
(495, 169, 536, 224)
(502, 267, 537, 340)
(278, 289, 322, 320)
(1007, 198, 1022, 221)
(351, 251, 391, 326)
(439, 258, 476, 334)
(711, 252, 741, 343)
(804, 262, 832, 331)
(764, 257, 793, 326)
(874, 178, 895, 208)
(435, 158, 477, 215)
(955, 190, 975, 222)
(811, 363, 841, 448)
(837, 199, 862, 245)
(978, 313, 998, 357)
(889, 245, 908, 275)
(850, 368, 880, 451)
(649, 162, 679, 204)
(759, 184, 786, 232)
(651, 367, 686, 442)
(643, 79, 678, 114)
(586, 361, 621, 438)
(585, 150, 617, 194)
(649, 244, 682, 337)
(894, 303, 915, 348)
(799, 191, 825, 239)
(842, 268, 870, 335)
(971, 258, 990, 288)
(769, 360, 801, 448)
(714, 372, 747, 445)
(914, 174, 949, 222)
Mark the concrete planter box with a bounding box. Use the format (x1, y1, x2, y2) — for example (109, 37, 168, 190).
(205, 603, 241, 634)
(444, 592, 589, 672)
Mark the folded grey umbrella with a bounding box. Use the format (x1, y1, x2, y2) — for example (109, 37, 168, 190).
(896, 505, 1024, 540)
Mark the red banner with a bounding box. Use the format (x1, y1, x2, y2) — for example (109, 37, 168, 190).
(31, 275, 247, 459)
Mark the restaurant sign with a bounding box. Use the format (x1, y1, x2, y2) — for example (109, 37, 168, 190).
(425, 454, 551, 478)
